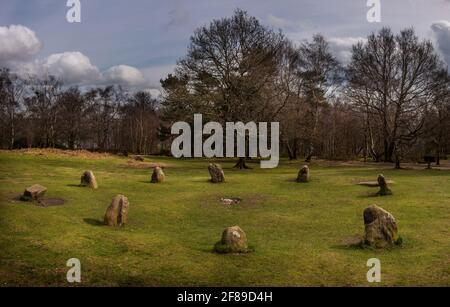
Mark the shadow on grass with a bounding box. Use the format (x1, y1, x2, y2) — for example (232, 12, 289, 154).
(198, 246, 257, 255)
(284, 177, 319, 184)
(83, 218, 104, 226)
(137, 180, 151, 184)
(189, 178, 225, 184)
(66, 184, 82, 188)
(330, 244, 368, 252)
(285, 178, 298, 183)
(355, 192, 393, 199)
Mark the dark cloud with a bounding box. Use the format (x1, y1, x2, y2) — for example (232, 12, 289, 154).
(431, 20, 450, 67)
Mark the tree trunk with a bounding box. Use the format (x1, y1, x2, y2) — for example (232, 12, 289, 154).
(394, 156, 401, 169)
(305, 154, 312, 163)
(234, 157, 251, 169)
(436, 137, 441, 166)
(286, 141, 298, 160)
(9, 121, 14, 150)
(384, 141, 393, 162)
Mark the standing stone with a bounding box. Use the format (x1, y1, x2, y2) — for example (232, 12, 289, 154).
(376, 174, 392, 196)
(214, 226, 248, 253)
(151, 166, 165, 183)
(208, 163, 225, 183)
(104, 195, 129, 227)
(363, 205, 400, 248)
(80, 171, 98, 189)
(21, 184, 47, 201)
(296, 165, 310, 183)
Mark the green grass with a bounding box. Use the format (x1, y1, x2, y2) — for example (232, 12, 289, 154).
(0, 152, 449, 287)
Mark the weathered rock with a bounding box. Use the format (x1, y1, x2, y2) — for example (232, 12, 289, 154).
(208, 163, 225, 183)
(151, 166, 165, 183)
(376, 174, 392, 196)
(80, 171, 98, 189)
(363, 205, 400, 248)
(296, 165, 310, 183)
(104, 195, 129, 227)
(214, 226, 248, 253)
(21, 184, 47, 201)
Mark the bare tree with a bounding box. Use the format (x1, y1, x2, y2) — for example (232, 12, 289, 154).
(1, 18, 449, 166)
(56, 87, 86, 149)
(427, 69, 450, 165)
(84, 86, 122, 151)
(25, 76, 61, 148)
(0, 69, 26, 149)
(298, 35, 342, 162)
(347, 27, 441, 168)
(161, 9, 286, 168)
(120, 91, 159, 154)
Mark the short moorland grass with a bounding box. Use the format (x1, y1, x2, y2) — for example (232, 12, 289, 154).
(0, 151, 449, 286)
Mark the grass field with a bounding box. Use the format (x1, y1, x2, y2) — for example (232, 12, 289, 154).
(0, 150, 449, 286)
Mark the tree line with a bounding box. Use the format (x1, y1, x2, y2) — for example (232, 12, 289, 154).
(1, 9, 450, 168)
(0, 74, 161, 155)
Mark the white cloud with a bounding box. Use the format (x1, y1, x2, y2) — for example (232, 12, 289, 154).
(265, 16, 364, 65)
(102, 65, 147, 88)
(0, 24, 155, 89)
(0, 25, 42, 63)
(431, 20, 450, 67)
(141, 64, 176, 88)
(41, 52, 101, 85)
(328, 37, 366, 64)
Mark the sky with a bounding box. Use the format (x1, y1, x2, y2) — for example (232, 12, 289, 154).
(1, 0, 450, 95)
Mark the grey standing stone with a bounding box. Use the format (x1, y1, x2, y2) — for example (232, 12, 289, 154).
(214, 226, 249, 253)
(208, 163, 225, 183)
(80, 171, 98, 189)
(296, 165, 310, 183)
(376, 174, 392, 196)
(151, 166, 165, 183)
(364, 205, 400, 248)
(104, 195, 129, 227)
